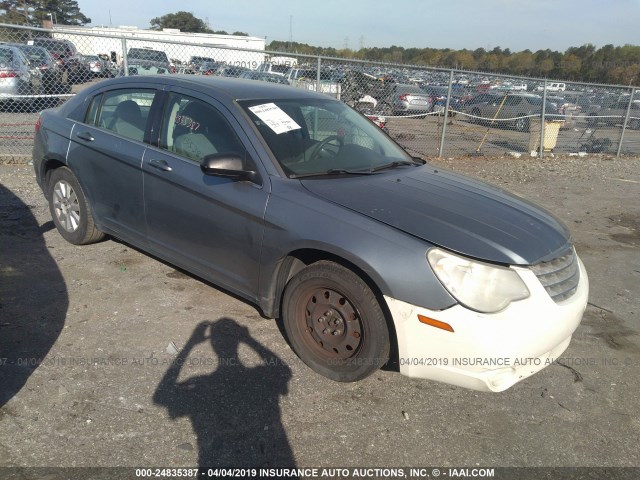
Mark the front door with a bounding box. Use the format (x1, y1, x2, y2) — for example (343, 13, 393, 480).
(142, 90, 270, 299)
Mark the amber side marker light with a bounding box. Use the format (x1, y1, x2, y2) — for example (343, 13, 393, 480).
(418, 314, 455, 332)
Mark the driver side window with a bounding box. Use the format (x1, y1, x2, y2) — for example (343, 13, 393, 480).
(159, 93, 245, 163)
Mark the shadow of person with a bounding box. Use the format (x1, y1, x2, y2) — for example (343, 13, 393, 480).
(0, 183, 68, 407)
(153, 318, 296, 470)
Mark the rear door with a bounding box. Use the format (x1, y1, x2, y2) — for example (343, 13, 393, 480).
(66, 85, 161, 245)
(141, 87, 270, 299)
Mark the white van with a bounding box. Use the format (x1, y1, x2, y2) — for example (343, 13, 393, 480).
(546, 82, 566, 92)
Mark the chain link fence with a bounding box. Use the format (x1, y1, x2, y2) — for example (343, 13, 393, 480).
(1, 23, 638, 161)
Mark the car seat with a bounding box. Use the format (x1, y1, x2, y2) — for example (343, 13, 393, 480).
(109, 100, 144, 141)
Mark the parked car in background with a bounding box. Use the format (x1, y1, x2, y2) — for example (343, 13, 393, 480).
(63, 55, 92, 84)
(285, 68, 332, 83)
(239, 71, 290, 85)
(126, 48, 174, 73)
(421, 85, 464, 115)
(464, 92, 558, 132)
(339, 70, 391, 107)
(256, 62, 290, 76)
(197, 61, 227, 75)
(548, 82, 567, 92)
(378, 83, 433, 116)
(0, 44, 34, 106)
(217, 65, 251, 78)
(76, 55, 113, 80)
(33, 75, 588, 392)
(5, 43, 66, 95)
(30, 37, 78, 72)
(117, 62, 172, 77)
(587, 99, 640, 129)
(545, 94, 582, 127)
(186, 55, 216, 74)
(97, 53, 118, 77)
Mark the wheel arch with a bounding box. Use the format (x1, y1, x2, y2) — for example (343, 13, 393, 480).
(262, 247, 400, 370)
(41, 157, 68, 200)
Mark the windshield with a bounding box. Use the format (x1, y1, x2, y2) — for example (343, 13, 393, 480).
(240, 98, 412, 177)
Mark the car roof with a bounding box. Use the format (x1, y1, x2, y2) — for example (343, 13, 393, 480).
(102, 74, 331, 102)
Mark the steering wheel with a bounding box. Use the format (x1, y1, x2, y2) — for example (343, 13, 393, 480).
(307, 135, 343, 162)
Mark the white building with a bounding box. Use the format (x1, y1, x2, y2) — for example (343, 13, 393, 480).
(50, 25, 266, 69)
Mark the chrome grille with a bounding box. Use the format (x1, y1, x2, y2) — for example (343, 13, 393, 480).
(531, 250, 580, 303)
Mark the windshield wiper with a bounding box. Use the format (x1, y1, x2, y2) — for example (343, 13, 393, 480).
(291, 168, 376, 178)
(370, 160, 423, 172)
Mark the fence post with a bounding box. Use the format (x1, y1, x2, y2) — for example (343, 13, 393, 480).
(121, 38, 128, 76)
(316, 57, 321, 95)
(539, 79, 548, 158)
(616, 87, 635, 157)
(438, 69, 454, 158)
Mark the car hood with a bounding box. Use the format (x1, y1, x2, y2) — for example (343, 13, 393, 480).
(301, 166, 571, 265)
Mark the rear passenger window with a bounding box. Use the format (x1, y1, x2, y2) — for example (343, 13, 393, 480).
(95, 89, 155, 142)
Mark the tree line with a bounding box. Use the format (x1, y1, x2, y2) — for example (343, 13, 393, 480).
(0, 0, 89, 26)
(268, 41, 640, 86)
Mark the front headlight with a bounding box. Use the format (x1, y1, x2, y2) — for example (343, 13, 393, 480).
(427, 248, 530, 313)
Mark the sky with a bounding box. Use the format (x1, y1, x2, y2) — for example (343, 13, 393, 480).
(79, 0, 640, 52)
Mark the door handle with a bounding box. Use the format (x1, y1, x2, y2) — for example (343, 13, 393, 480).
(76, 131, 94, 142)
(149, 159, 173, 172)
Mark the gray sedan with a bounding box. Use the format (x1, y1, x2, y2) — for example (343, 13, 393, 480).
(33, 76, 588, 391)
(0, 45, 33, 104)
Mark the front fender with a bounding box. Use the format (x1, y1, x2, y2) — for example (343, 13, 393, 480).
(257, 177, 456, 317)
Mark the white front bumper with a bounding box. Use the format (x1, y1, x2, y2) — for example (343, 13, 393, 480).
(385, 256, 589, 392)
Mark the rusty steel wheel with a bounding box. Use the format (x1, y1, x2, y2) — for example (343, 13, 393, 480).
(282, 261, 390, 382)
(303, 287, 363, 360)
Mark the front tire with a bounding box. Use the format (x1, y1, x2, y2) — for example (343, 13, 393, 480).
(282, 261, 390, 382)
(48, 167, 105, 245)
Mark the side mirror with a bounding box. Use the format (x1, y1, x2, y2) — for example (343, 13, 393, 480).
(200, 153, 260, 184)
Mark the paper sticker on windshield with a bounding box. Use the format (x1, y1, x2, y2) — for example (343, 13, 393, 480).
(248, 103, 301, 134)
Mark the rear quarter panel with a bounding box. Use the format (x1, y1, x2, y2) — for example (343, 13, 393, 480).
(33, 110, 74, 195)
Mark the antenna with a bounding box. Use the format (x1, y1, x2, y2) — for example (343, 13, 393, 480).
(288, 15, 293, 49)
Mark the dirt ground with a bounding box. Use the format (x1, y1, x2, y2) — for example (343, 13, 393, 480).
(0, 155, 639, 473)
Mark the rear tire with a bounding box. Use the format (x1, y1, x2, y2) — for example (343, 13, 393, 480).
(282, 261, 390, 382)
(48, 167, 105, 245)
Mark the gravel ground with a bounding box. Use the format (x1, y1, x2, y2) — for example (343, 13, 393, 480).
(0, 156, 639, 473)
